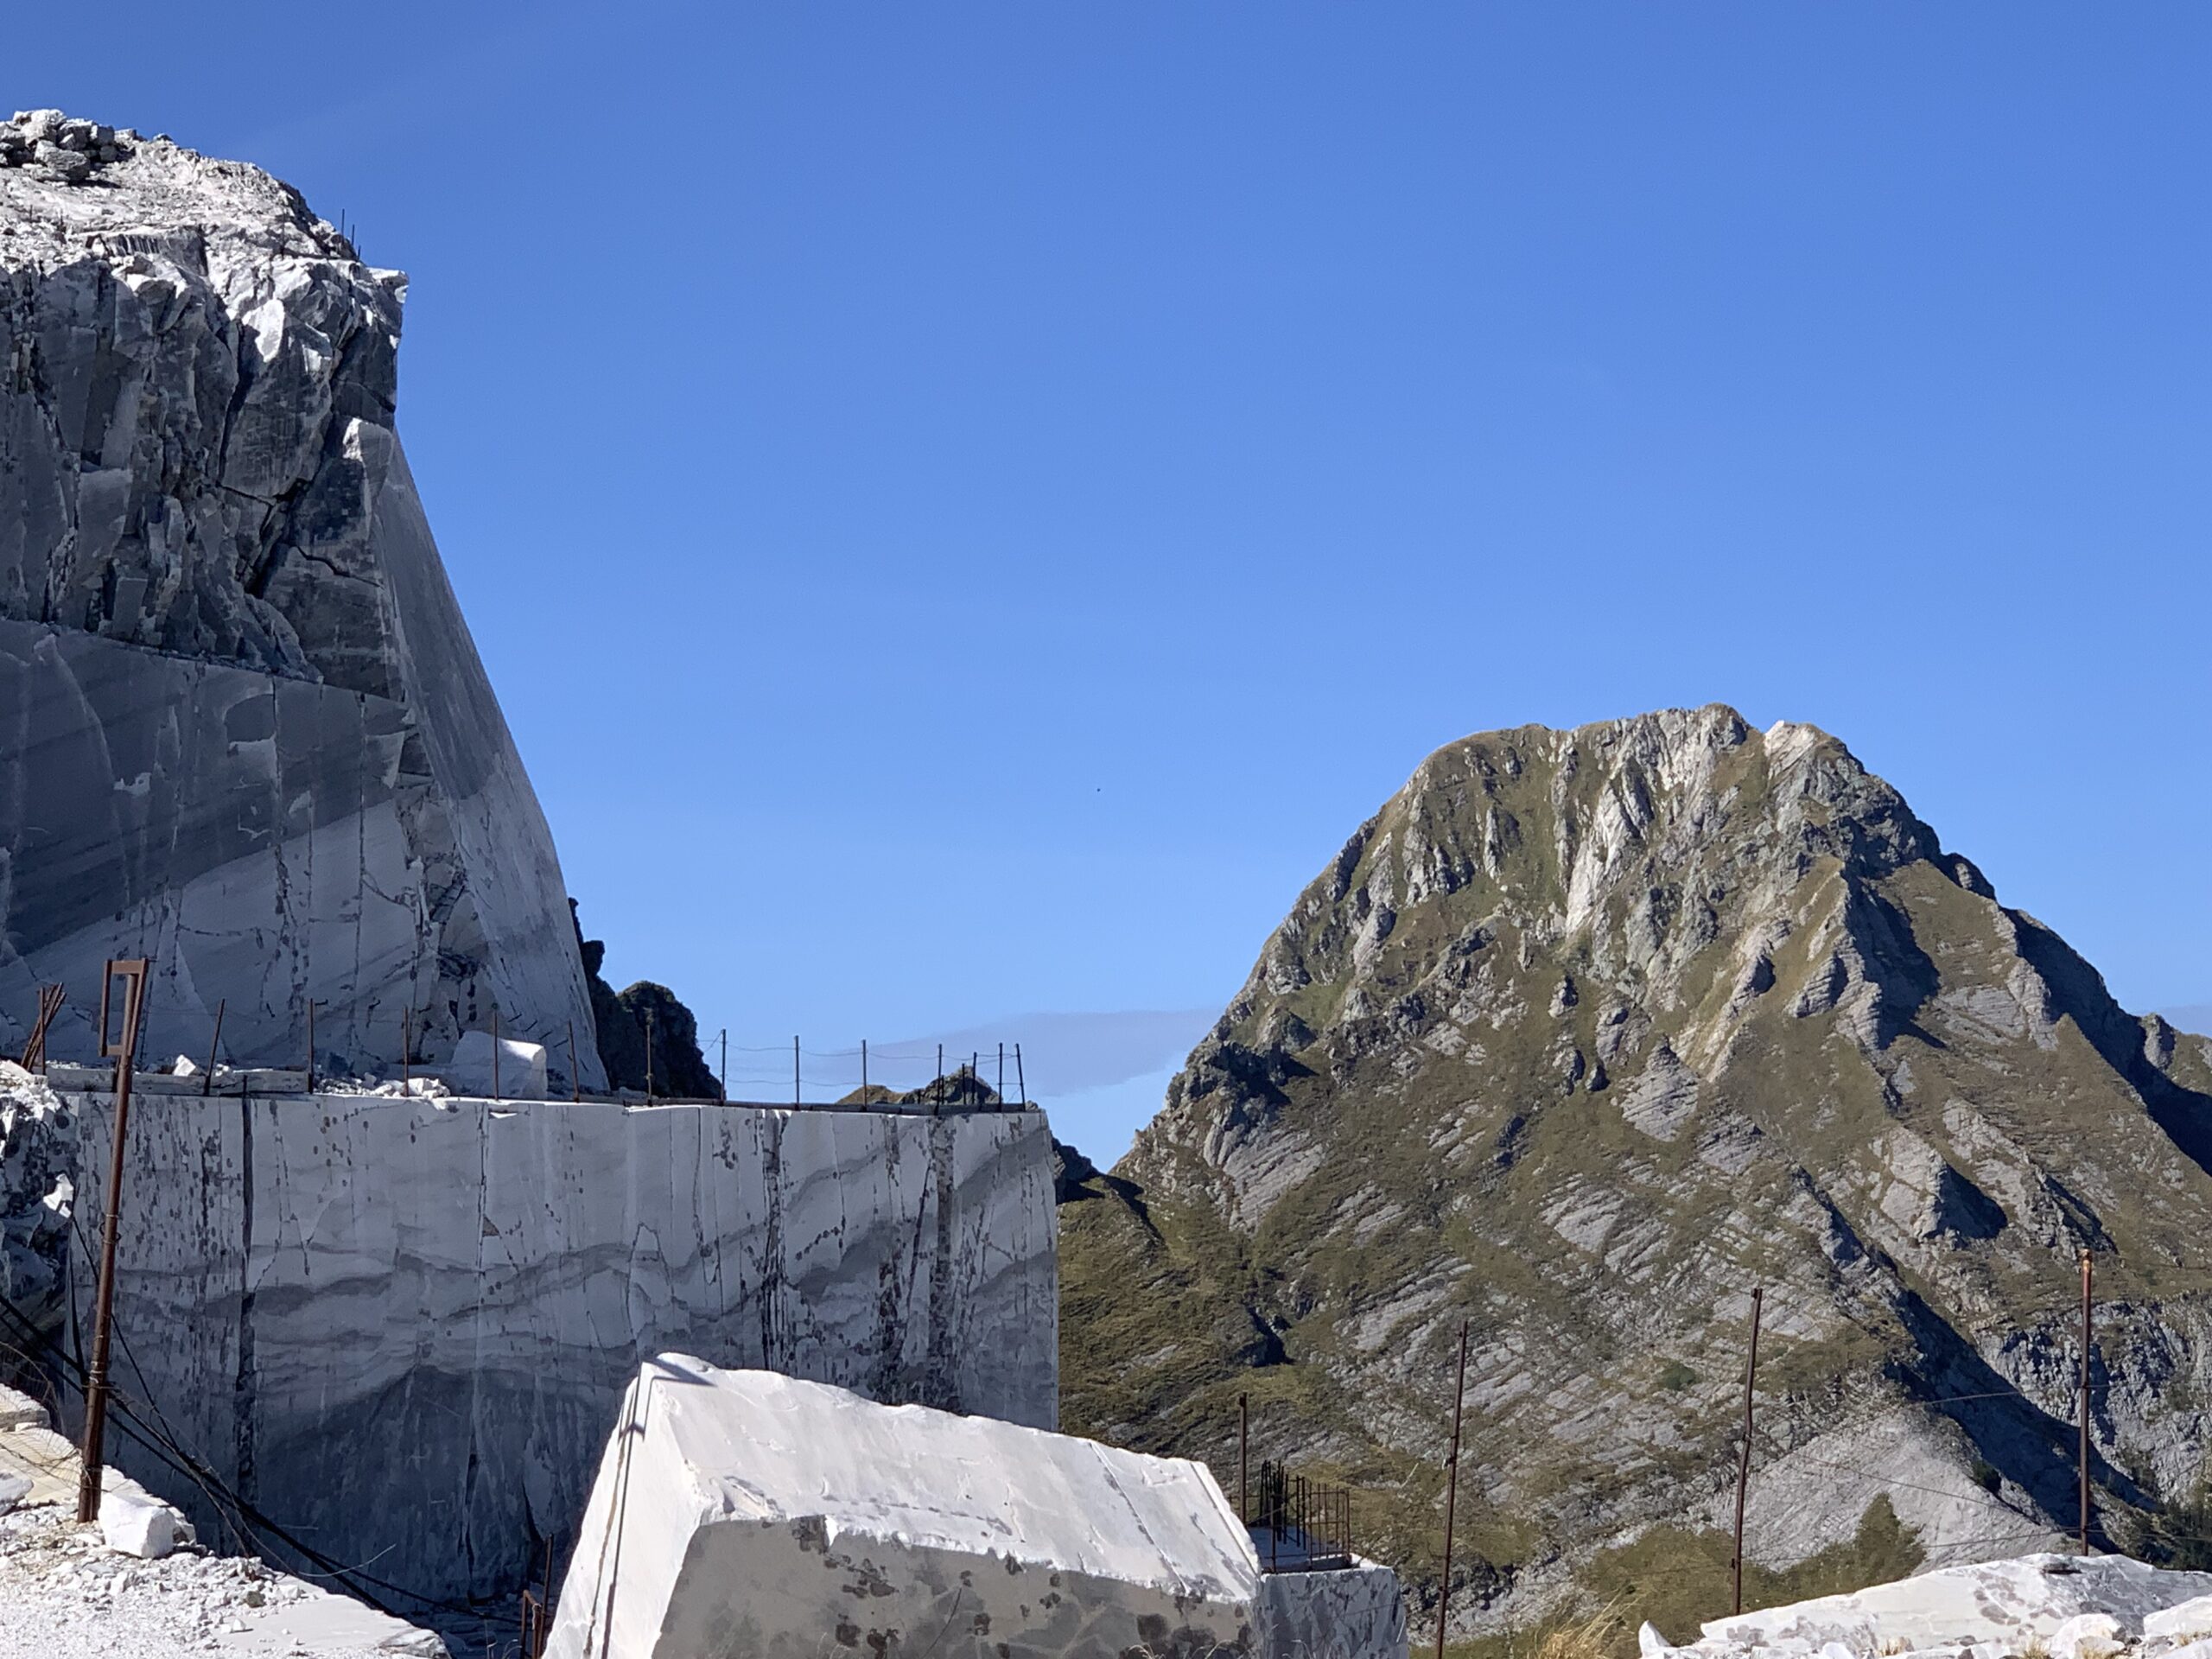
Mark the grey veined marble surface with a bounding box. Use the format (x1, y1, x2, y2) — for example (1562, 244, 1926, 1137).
(0, 111, 604, 1087)
(60, 1090, 1059, 1609)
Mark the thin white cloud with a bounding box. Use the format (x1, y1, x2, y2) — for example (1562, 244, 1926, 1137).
(897, 1008, 1219, 1098)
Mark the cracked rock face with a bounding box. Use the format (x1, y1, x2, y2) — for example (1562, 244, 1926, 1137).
(0, 111, 604, 1087)
(1059, 706, 2212, 1640)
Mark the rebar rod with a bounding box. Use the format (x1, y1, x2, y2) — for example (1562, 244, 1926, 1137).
(2080, 1249, 2094, 1555)
(1733, 1287, 1764, 1617)
(78, 958, 147, 1522)
(1435, 1319, 1470, 1659)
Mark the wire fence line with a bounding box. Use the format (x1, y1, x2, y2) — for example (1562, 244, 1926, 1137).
(10, 976, 1043, 1116)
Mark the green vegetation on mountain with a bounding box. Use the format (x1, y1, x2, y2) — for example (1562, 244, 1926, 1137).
(1058, 707, 2212, 1649)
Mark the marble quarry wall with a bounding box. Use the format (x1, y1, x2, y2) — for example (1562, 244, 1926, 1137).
(547, 1357, 1406, 1659)
(0, 112, 605, 1088)
(56, 1089, 1058, 1608)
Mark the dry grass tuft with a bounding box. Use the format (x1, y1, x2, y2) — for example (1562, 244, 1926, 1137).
(1529, 1601, 1628, 1659)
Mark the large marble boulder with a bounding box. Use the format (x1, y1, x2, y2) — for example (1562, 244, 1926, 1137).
(547, 1357, 1404, 1659)
(0, 111, 604, 1088)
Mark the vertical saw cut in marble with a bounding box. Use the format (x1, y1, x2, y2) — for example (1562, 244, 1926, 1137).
(54, 1088, 1058, 1610)
(546, 1356, 1407, 1659)
(0, 111, 604, 1089)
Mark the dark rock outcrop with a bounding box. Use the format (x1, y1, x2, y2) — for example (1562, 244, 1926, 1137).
(570, 902, 718, 1097)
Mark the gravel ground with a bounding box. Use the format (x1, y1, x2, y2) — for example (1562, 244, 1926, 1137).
(0, 1498, 446, 1659)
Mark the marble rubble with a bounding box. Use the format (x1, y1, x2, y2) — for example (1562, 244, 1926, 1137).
(0, 110, 605, 1089)
(35, 1076, 1057, 1609)
(546, 1356, 1406, 1659)
(0, 1380, 447, 1659)
(1640, 1553, 2212, 1659)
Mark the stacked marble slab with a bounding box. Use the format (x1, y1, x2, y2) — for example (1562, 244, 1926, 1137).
(0, 110, 604, 1089)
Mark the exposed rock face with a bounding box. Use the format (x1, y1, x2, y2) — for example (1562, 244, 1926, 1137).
(571, 905, 718, 1096)
(30, 1076, 1055, 1609)
(0, 111, 605, 1088)
(1060, 707, 2212, 1640)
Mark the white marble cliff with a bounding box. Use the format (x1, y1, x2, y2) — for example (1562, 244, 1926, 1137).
(50, 1084, 1058, 1611)
(0, 111, 605, 1088)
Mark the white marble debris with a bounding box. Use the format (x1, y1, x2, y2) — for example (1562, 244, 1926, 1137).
(0, 111, 605, 1090)
(2149, 1600, 2212, 1648)
(39, 1081, 1056, 1612)
(1644, 1552, 2212, 1658)
(0, 1385, 43, 1432)
(546, 1356, 1406, 1659)
(441, 1032, 549, 1098)
(99, 1491, 185, 1560)
(0, 1477, 448, 1659)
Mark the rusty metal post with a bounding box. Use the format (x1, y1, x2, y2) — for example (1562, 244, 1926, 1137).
(2081, 1248, 2094, 1555)
(861, 1039, 869, 1105)
(645, 1010, 654, 1099)
(794, 1035, 801, 1106)
(492, 1007, 501, 1100)
(998, 1042, 1005, 1107)
(1733, 1287, 1764, 1616)
(568, 1020, 580, 1103)
(1239, 1392, 1249, 1522)
(400, 1006, 411, 1094)
(201, 998, 225, 1098)
(305, 998, 315, 1093)
(22, 983, 65, 1071)
(78, 958, 148, 1523)
(719, 1029, 728, 1103)
(1015, 1043, 1026, 1106)
(1435, 1319, 1470, 1659)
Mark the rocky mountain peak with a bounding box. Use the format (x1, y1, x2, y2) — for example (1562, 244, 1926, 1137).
(1067, 706, 2212, 1644)
(1129, 707, 2006, 1218)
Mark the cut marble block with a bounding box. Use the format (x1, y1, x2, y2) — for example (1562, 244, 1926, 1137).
(546, 1357, 1406, 1659)
(443, 1032, 550, 1098)
(60, 1090, 1058, 1610)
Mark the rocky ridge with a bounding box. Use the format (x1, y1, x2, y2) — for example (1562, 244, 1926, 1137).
(1058, 707, 2212, 1646)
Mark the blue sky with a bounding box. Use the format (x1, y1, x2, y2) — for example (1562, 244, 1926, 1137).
(14, 5, 2210, 1158)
